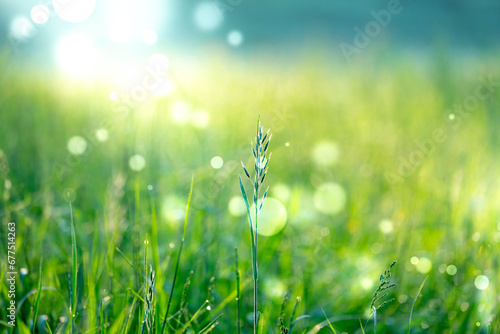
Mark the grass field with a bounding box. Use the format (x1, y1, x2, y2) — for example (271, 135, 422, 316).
(1, 48, 500, 333)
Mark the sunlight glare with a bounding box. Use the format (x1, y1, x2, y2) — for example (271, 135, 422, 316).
(56, 33, 98, 77)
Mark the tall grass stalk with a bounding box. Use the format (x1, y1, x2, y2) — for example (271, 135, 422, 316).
(235, 247, 241, 334)
(68, 194, 77, 333)
(239, 117, 272, 334)
(160, 175, 194, 334)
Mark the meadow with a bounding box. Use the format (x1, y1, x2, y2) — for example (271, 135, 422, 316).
(0, 48, 500, 333)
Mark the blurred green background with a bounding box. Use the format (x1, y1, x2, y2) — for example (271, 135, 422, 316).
(1, 1, 500, 333)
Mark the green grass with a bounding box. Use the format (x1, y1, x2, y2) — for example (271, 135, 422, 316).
(0, 48, 500, 333)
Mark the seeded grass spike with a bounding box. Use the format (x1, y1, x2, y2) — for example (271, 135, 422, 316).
(370, 261, 397, 315)
(239, 116, 272, 334)
(368, 261, 397, 332)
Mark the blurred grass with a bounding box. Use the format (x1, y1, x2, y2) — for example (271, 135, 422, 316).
(0, 48, 499, 333)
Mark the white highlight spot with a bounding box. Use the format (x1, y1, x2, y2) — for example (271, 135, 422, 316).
(252, 197, 287, 237)
(56, 33, 98, 77)
(10, 17, 37, 40)
(210, 156, 223, 169)
(95, 129, 108, 142)
(194, 2, 223, 31)
(142, 29, 157, 45)
(228, 196, 246, 217)
(361, 278, 373, 290)
(446, 265, 457, 276)
(148, 53, 169, 74)
(171, 102, 191, 124)
(31, 5, 50, 24)
(410, 256, 419, 265)
(67, 136, 87, 155)
(379, 219, 393, 234)
(449, 114, 455, 120)
(313, 182, 346, 215)
(109, 22, 131, 43)
(227, 30, 243, 46)
(416, 257, 432, 274)
(191, 110, 210, 128)
(53, 0, 96, 23)
(474, 275, 489, 290)
(272, 184, 291, 203)
(129, 154, 146, 171)
(109, 92, 118, 100)
(312, 141, 340, 167)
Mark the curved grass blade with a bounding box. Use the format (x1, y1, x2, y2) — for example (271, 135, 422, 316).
(289, 315, 311, 334)
(161, 175, 194, 334)
(408, 276, 428, 334)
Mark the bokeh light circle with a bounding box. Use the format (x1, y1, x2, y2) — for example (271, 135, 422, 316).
(194, 2, 223, 31)
(227, 30, 243, 46)
(53, 0, 96, 23)
(228, 196, 246, 217)
(252, 197, 287, 237)
(67, 136, 87, 155)
(210, 156, 224, 169)
(95, 129, 108, 142)
(129, 154, 146, 171)
(313, 182, 346, 215)
(446, 265, 457, 276)
(312, 141, 340, 167)
(30, 5, 50, 24)
(148, 53, 169, 74)
(474, 275, 489, 290)
(10, 17, 37, 40)
(416, 257, 432, 274)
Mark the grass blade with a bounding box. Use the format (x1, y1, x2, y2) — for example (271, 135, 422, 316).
(359, 319, 365, 334)
(408, 276, 428, 334)
(321, 309, 337, 334)
(235, 247, 241, 334)
(289, 315, 311, 334)
(198, 314, 223, 334)
(160, 175, 194, 334)
(31, 258, 42, 334)
(68, 194, 78, 333)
